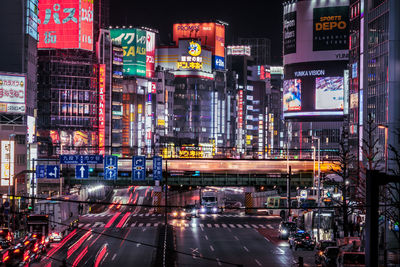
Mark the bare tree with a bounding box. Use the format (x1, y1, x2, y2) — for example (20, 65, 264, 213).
(325, 127, 356, 237)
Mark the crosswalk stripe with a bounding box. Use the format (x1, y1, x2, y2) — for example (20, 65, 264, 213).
(222, 224, 228, 228)
(200, 224, 205, 228)
(130, 222, 137, 227)
(244, 224, 251, 228)
(258, 224, 266, 229)
(215, 224, 220, 228)
(138, 223, 144, 227)
(236, 224, 243, 228)
(146, 223, 151, 227)
(267, 224, 273, 229)
(139, 214, 143, 217)
(153, 223, 159, 227)
(207, 224, 212, 228)
(145, 214, 149, 216)
(229, 224, 236, 228)
(251, 224, 259, 228)
(84, 223, 91, 228)
(78, 223, 84, 228)
(92, 222, 101, 228)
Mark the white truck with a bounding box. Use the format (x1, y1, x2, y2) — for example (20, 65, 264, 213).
(33, 197, 79, 242)
(200, 190, 225, 214)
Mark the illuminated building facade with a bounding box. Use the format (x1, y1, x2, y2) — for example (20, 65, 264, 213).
(0, 0, 39, 194)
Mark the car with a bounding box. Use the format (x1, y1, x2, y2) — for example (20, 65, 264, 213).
(170, 208, 192, 220)
(184, 204, 199, 218)
(315, 240, 337, 264)
(338, 252, 365, 267)
(0, 228, 14, 243)
(279, 221, 297, 239)
(321, 246, 340, 267)
(288, 230, 315, 251)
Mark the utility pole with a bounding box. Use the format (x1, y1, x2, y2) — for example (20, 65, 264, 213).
(164, 159, 168, 226)
(287, 166, 291, 221)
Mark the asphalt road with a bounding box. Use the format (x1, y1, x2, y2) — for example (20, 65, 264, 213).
(32, 187, 316, 267)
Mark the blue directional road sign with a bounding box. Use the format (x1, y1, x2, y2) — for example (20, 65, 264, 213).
(76, 165, 89, 179)
(46, 165, 60, 179)
(132, 156, 146, 180)
(104, 155, 118, 180)
(60, 155, 103, 164)
(153, 156, 162, 181)
(36, 165, 46, 179)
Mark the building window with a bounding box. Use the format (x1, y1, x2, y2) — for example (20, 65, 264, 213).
(15, 135, 26, 145)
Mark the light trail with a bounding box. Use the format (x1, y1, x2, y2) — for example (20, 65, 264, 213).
(72, 245, 88, 267)
(94, 245, 107, 267)
(67, 229, 92, 258)
(105, 212, 121, 228)
(116, 212, 131, 228)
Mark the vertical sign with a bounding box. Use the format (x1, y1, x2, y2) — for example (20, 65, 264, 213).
(283, 11, 296, 55)
(80, 0, 94, 50)
(238, 90, 243, 129)
(343, 70, 349, 115)
(153, 156, 162, 180)
(98, 64, 106, 155)
(136, 29, 147, 77)
(132, 156, 146, 180)
(1, 141, 14, 186)
(146, 31, 155, 78)
(36, 165, 46, 179)
(214, 23, 225, 70)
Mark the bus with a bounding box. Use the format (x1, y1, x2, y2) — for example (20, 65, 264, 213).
(302, 209, 335, 241)
(265, 196, 299, 219)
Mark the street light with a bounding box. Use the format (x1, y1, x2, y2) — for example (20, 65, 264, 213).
(312, 136, 321, 242)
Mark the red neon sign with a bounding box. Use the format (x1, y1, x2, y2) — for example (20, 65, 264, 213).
(238, 90, 243, 128)
(146, 31, 155, 78)
(38, 0, 93, 50)
(98, 64, 106, 155)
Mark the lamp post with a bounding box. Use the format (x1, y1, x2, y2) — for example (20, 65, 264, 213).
(7, 134, 15, 230)
(378, 124, 388, 266)
(312, 136, 321, 241)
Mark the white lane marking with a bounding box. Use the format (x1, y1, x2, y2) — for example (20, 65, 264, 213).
(205, 235, 208, 240)
(145, 214, 149, 216)
(236, 224, 243, 228)
(267, 224, 273, 229)
(276, 247, 284, 254)
(234, 236, 239, 241)
(255, 259, 262, 266)
(112, 253, 117, 261)
(221, 224, 228, 228)
(243, 246, 249, 252)
(264, 237, 270, 242)
(136, 243, 141, 247)
(216, 258, 222, 266)
(209, 245, 214, 251)
(139, 214, 144, 217)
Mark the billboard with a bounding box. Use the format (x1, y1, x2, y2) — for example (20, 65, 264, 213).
(283, 61, 346, 118)
(110, 28, 146, 76)
(173, 22, 225, 70)
(313, 6, 349, 51)
(283, 1, 349, 65)
(315, 77, 344, 110)
(0, 73, 26, 114)
(283, 79, 302, 111)
(146, 31, 155, 78)
(227, 46, 251, 56)
(1, 140, 14, 187)
(38, 0, 94, 50)
(283, 11, 296, 55)
(98, 64, 106, 155)
(49, 130, 97, 154)
(27, 116, 36, 144)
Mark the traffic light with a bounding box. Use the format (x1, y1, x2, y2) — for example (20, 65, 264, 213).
(89, 167, 94, 173)
(28, 205, 33, 211)
(326, 191, 332, 198)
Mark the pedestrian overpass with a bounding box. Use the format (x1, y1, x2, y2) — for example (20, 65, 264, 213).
(61, 159, 338, 187)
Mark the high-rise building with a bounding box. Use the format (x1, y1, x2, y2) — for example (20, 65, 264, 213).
(238, 38, 271, 65)
(282, 0, 350, 161)
(0, 0, 39, 194)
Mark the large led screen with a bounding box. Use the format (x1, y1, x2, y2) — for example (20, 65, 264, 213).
(283, 60, 346, 119)
(283, 79, 301, 111)
(38, 0, 93, 50)
(315, 77, 344, 110)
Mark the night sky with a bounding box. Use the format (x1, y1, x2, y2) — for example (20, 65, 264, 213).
(110, 0, 283, 65)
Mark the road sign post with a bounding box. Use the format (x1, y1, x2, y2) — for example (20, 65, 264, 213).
(46, 165, 60, 179)
(104, 156, 118, 180)
(132, 156, 146, 181)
